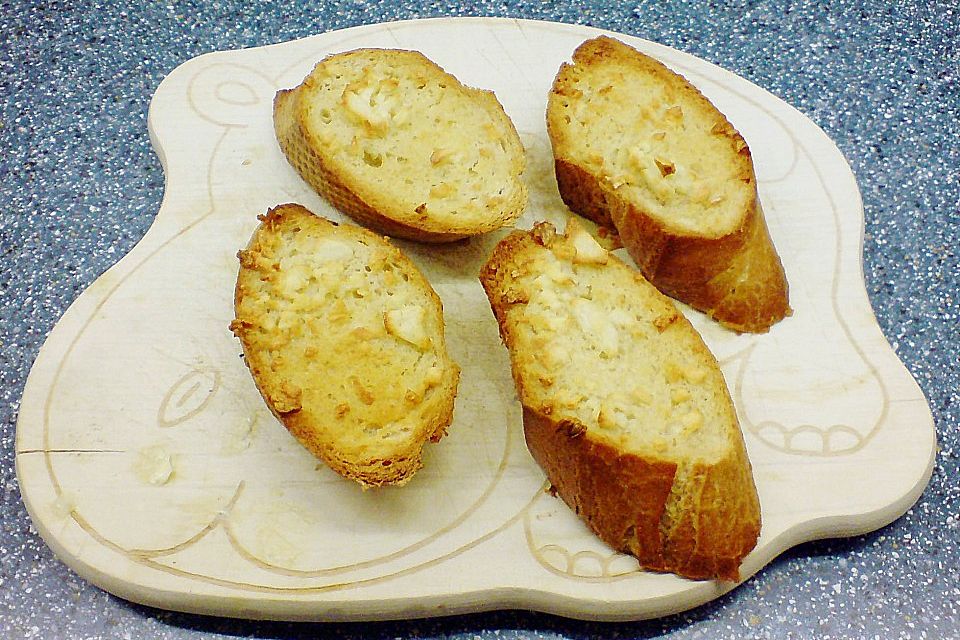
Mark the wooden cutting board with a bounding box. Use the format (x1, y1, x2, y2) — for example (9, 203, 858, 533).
(15, 18, 935, 622)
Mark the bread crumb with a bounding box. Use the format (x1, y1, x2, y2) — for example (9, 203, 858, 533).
(654, 312, 681, 332)
(429, 183, 456, 198)
(134, 445, 175, 486)
(430, 148, 453, 165)
(559, 419, 586, 438)
(329, 299, 350, 324)
(631, 387, 653, 405)
(424, 362, 443, 387)
(273, 381, 303, 413)
(237, 249, 258, 269)
(384, 305, 429, 349)
(341, 78, 396, 133)
(671, 388, 691, 405)
(350, 376, 375, 405)
(681, 409, 704, 434)
(555, 389, 585, 408)
(654, 158, 676, 177)
(597, 404, 619, 430)
(543, 344, 570, 369)
(350, 325, 379, 341)
(572, 299, 618, 357)
(404, 388, 423, 405)
(566, 218, 608, 265)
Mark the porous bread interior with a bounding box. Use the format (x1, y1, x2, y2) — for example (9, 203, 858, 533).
(234, 207, 456, 466)
(549, 37, 754, 238)
(505, 222, 736, 465)
(299, 49, 524, 230)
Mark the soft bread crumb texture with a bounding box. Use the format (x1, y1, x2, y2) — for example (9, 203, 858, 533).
(479, 219, 761, 581)
(546, 36, 790, 333)
(231, 203, 460, 487)
(485, 219, 733, 462)
(274, 48, 527, 242)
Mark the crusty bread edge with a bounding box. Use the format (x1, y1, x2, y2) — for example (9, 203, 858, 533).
(609, 178, 791, 334)
(231, 203, 461, 488)
(478, 224, 761, 581)
(522, 408, 758, 582)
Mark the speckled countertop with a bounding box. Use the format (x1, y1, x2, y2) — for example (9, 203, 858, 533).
(1, 1, 957, 638)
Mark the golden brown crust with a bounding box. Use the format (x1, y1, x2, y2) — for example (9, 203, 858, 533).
(274, 48, 526, 243)
(657, 445, 762, 581)
(479, 221, 761, 581)
(547, 36, 790, 333)
(232, 203, 460, 487)
(552, 157, 616, 229)
(522, 408, 678, 570)
(610, 194, 791, 334)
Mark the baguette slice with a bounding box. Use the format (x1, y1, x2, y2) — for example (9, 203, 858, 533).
(230, 203, 460, 487)
(479, 219, 761, 581)
(275, 48, 527, 243)
(547, 36, 790, 333)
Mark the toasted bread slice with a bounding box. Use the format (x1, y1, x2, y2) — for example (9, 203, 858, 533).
(274, 48, 527, 243)
(547, 36, 790, 333)
(231, 203, 460, 487)
(479, 219, 761, 581)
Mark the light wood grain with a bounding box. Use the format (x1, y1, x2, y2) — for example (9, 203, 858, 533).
(15, 18, 935, 622)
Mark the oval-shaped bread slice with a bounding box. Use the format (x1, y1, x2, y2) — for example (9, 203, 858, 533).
(479, 219, 761, 581)
(547, 36, 790, 333)
(231, 203, 460, 487)
(274, 48, 527, 243)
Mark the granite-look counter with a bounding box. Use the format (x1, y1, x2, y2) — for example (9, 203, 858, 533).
(1, 1, 957, 638)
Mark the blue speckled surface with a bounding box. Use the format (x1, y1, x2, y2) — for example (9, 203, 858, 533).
(1, 1, 958, 638)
